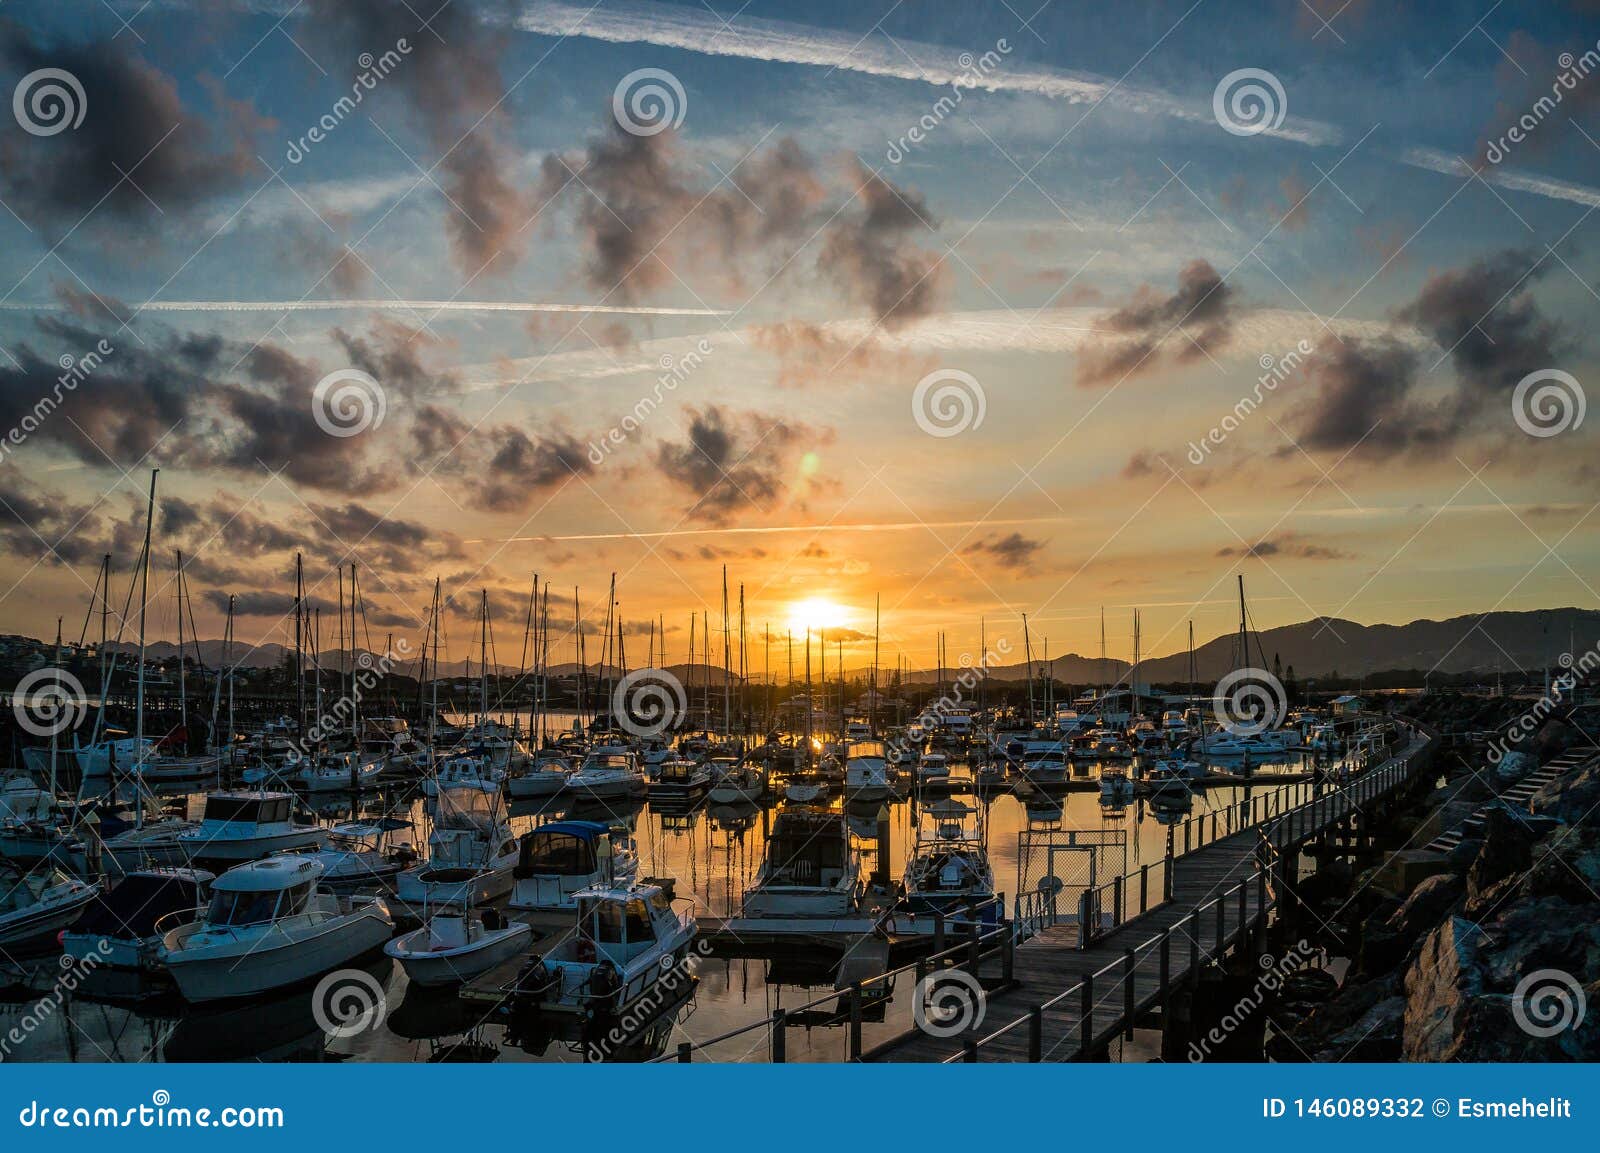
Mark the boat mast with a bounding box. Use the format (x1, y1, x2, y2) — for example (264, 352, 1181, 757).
(1022, 613, 1033, 726)
(479, 589, 489, 725)
(134, 468, 157, 831)
(871, 596, 881, 738)
(721, 566, 731, 735)
(294, 551, 305, 742)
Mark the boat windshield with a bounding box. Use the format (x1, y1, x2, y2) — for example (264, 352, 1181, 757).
(584, 897, 654, 944)
(204, 880, 312, 926)
(519, 831, 597, 875)
(583, 754, 633, 770)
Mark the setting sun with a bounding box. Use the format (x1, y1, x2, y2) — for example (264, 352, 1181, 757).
(786, 597, 850, 636)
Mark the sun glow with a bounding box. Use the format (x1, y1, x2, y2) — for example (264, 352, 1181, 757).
(786, 597, 849, 636)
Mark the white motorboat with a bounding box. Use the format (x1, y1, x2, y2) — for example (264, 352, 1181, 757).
(901, 801, 998, 926)
(507, 751, 572, 799)
(178, 791, 328, 864)
(510, 880, 697, 1016)
(783, 778, 827, 804)
(741, 808, 864, 919)
(287, 819, 417, 892)
(0, 865, 99, 949)
(1015, 741, 1070, 786)
(844, 740, 896, 802)
(914, 750, 952, 788)
(385, 909, 532, 987)
(422, 753, 505, 798)
(510, 820, 638, 912)
(158, 857, 393, 1002)
(395, 785, 519, 908)
(298, 750, 386, 793)
(22, 733, 154, 783)
(1198, 731, 1294, 758)
(1099, 768, 1135, 798)
(564, 747, 645, 802)
(708, 763, 766, 804)
(61, 867, 213, 970)
(647, 758, 712, 801)
(1, 774, 53, 824)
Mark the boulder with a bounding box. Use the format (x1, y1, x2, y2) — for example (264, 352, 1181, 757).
(1530, 759, 1600, 828)
(1492, 749, 1538, 785)
(1402, 916, 1483, 1061)
(1388, 873, 1464, 945)
(1464, 806, 1536, 916)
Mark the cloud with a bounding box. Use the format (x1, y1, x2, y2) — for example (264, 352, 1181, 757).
(655, 405, 824, 523)
(0, 23, 268, 230)
(817, 163, 945, 329)
(964, 531, 1046, 570)
(411, 404, 592, 513)
(308, 0, 528, 276)
(1216, 532, 1349, 560)
(1291, 338, 1429, 457)
(1076, 259, 1237, 386)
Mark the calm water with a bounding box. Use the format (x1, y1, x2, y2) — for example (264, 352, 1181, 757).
(1, 750, 1311, 1063)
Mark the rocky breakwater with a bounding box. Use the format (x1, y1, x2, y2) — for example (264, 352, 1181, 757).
(1271, 751, 1599, 1061)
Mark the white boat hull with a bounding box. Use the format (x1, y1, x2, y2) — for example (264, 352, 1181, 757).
(163, 909, 393, 1002)
(385, 921, 531, 987)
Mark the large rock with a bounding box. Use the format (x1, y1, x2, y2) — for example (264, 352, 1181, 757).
(1403, 916, 1483, 1061)
(1493, 750, 1538, 785)
(1464, 806, 1536, 916)
(1273, 973, 1403, 1062)
(1388, 873, 1464, 944)
(1530, 760, 1600, 828)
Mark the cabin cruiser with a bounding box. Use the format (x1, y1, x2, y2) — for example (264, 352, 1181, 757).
(844, 740, 896, 803)
(510, 880, 697, 1016)
(647, 758, 712, 801)
(158, 857, 392, 1002)
(1144, 759, 1207, 800)
(0, 865, 99, 949)
(741, 809, 864, 919)
(900, 801, 998, 926)
(914, 750, 952, 789)
(1099, 766, 1135, 799)
(61, 867, 213, 969)
(385, 908, 532, 987)
(844, 720, 873, 742)
(507, 750, 572, 799)
(286, 819, 416, 892)
(1198, 731, 1296, 758)
(396, 786, 519, 908)
(510, 820, 638, 912)
(1014, 740, 1070, 786)
(178, 791, 327, 864)
(564, 747, 645, 802)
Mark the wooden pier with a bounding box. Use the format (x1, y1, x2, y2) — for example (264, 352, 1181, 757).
(867, 729, 1437, 1062)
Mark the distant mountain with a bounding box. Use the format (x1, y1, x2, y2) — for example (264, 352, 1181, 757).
(96, 608, 1600, 685)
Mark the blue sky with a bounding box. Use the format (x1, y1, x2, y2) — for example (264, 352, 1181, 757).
(0, 0, 1597, 669)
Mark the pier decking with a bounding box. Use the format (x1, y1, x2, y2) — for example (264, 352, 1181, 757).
(869, 732, 1436, 1062)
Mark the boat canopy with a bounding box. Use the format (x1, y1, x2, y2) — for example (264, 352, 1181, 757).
(68, 870, 212, 937)
(516, 821, 611, 876)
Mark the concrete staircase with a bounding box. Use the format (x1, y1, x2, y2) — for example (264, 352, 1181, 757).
(1423, 749, 1591, 854)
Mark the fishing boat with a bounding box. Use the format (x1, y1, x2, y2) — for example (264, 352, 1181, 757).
(1099, 767, 1135, 799)
(647, 758, 712, 801)
(900, 800, 998, 926)
(1144, 760, 1207, 801)
(564, 747, 645, 802)
(509, 821, 638, 913)
(782, 773, 828, 804)
(0, 865, 99, 949)
(178, 791, 328, 864)
(158, 857, 393, 1002)
(1014, 740, 1071, 786)
(421, 753, 505, 798)
(385, 908, 532, 988)
(741, 808, 864, 919)
(396, 785, 520, 908)
(60, 867, 213, 970)
(844, 740, 896, 802)
(914, 750, 953, 789)
(509, 880, 697, 1017)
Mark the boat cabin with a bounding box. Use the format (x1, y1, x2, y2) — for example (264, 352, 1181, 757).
(198, 857, 324, 928)
(198, 791, 296, 828)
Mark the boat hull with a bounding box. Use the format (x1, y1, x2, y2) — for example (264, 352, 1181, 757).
(385, 922, 532, 987)
(162, 910, 393, 1002)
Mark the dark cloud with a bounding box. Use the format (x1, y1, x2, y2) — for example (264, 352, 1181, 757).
(0, 23, 267, 229)
(964, 532, 1046, 570)
(476, 427, 592, 512)
(1077, 259, 1237, 386)
(308, 0, 526, 276)
(816, 163, 945, 328)
(655, 406, 822, 523)
(1216, 533, 1349, 560)
(1292, 338, 1427, 456)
